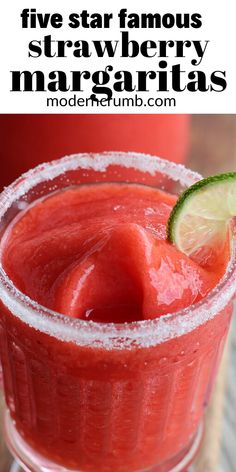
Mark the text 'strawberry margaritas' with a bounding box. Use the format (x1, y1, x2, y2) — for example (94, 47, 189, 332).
(0, 153, 235, 472)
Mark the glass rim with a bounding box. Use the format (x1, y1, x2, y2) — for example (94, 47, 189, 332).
(0, 151, 236, 350)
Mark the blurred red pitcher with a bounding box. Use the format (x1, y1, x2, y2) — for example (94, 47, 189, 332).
(0, 114, 189, 189)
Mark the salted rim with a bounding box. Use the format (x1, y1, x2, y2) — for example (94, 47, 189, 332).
(0, 152, 236, 350)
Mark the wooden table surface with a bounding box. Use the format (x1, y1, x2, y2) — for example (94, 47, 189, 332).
(0, 115, 236, 471)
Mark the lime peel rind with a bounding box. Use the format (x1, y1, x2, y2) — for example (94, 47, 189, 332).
(167, 172, 236, 256)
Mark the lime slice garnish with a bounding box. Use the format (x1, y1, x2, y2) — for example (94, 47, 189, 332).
(167, 172, 236, 258)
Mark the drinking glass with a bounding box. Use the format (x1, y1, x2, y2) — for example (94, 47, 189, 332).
(0, 153, 235, 472)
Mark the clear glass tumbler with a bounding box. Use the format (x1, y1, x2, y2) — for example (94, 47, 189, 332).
(0, 153, 235, 472)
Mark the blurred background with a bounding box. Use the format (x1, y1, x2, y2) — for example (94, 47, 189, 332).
(0, 114, 189, 189)
(0, 114, 235, 471)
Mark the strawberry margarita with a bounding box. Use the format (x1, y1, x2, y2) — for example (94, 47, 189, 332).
(0, 153, 235, 472)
